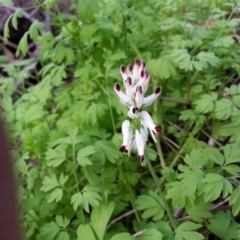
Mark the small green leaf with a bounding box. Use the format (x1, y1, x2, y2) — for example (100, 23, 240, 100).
(77, 224, 96, 240)
(147, 56, 176, 79)
(91, 202, 115, 240)
(45, 148, 66, 167)
(0, 0, 13, 4)
(207, 211, 238, 240)
(82, 185, 102, 212)
(41, 175, 59, 192)
(166, 182, 186, 208)
(139, 228, 163, 240)
(214, 99, 235, 120)
(94, 140, 121, 163)
(40, 221, 60, 239)
(136, 190, 165, 221)
(16, 32, 29, 57)
(175, 222, 204, 240)
(71, 193, 83, 211)
(186, 199, 213, 222)
(194, 93, 218, 114)
(111, 233, 135, 240)
(202, 174, 232, 202)
(12, 8, 23, 29)
(224, 164, 240, 175)
(47, 188, 63, 203)
(55, 231, 70, 240)
(56, 215, 70, 228)
(77, 145, 95, 166)
(229, 188, 240, 216)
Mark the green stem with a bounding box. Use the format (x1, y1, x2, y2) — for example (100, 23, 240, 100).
(161, 96, 190, 104)
(72, 144, 85, 223)
(146, 157, 178, 230)
(155, 136, 166, 168)
(105, 77, 116, 134)
(118, 166, 140, 222)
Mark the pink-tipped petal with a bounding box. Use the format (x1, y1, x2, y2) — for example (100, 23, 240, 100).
(128, 106, 140, 119)
(114, 83, 133, 106)
(155, 126, 163, 133)
(140, 111, 160, 142)
(120, 65, 127, 82)
(127, 64, 133, 76)
(119, 145, 128, 153)
(142, 86, 162, 107)
(135, 86, 143, 108)
(121, 120, 132, 155)
(142, 72, 150, 94)
(125, 77, 133, 98)
(138, 155, 144, 163)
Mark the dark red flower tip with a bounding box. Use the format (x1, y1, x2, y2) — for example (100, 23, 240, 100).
(120, 65, 126, 73)
(119, 145, 128, 153)
(142, 61, 146, 68)
(155, 87, 162, 94)
(128, 64, 133, 72)
(135, 58, 141, 67)
(138, 155, 144, 163)
(136, 86, 142, 94)
(115, 83, 120, 91)
(126, 77, 132, 85)
(155, 126, 163, 133)
(145, 72, 149, 79)
(140, 70, 145, 78)
(132, 107, 139, 114)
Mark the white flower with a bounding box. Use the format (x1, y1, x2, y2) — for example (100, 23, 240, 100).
(135, 130, 145, 163)
(141, 111, 162, 143)
(114, 59, 163, 163)
(119, 120, 132, 156)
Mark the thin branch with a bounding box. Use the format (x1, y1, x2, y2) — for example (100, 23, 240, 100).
(164, 119, 187, 134)
(107, 209, 136, 230)
(132, 229, 147, 237)
(163, 136, 180, 149)
(0, 35, 18, 49)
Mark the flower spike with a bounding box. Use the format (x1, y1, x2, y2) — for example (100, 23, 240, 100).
(114, 59, 163, 163)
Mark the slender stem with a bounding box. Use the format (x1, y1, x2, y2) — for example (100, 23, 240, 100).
(105, 77, 116, 134)
(72, 144, 85, 223)
(160, 96, 190, 104)
(146, 157, 178, 230)
(155, 136, 166, 168)
(118, 166, 140, 222)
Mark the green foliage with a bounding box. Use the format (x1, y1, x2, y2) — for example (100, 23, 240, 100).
(175, 222, 204, 240)
(207, 211, 239, 240)
(136, 190, 165, 221)
(2, 0, 240, 239)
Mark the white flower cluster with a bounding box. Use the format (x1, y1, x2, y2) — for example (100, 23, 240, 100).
(114, 59, 162, 164)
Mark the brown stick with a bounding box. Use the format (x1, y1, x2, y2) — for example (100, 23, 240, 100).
(0, 118, 23, 239)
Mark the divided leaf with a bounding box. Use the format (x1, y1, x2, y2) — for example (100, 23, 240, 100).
(136, 190, 165, 221)
(207, 211, 238, 240)
(175, 222, 204, 240)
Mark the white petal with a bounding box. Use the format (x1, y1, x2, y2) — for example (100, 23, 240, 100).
(119, 120, 132, 155)
(135, 130, 145, 162)
(142, 72, 150, 94)
(140, 126, 148, 145)
(142, 87, 162, 107)
(135, 86, 143, 108)
(114, 83, 133, 106)
(125, 77, 134, 98)
(120, 65, 127, 81)
(140, 111, 162, 135)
